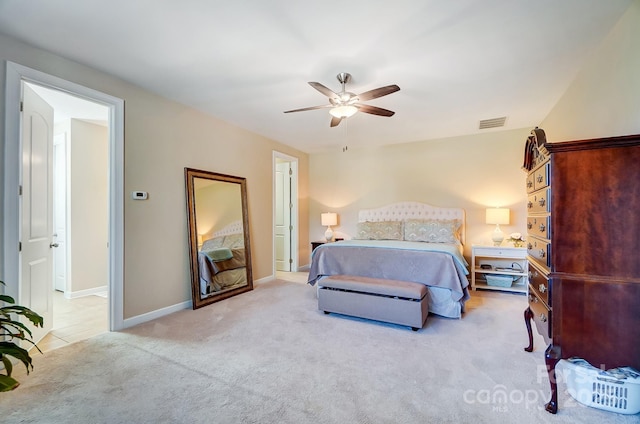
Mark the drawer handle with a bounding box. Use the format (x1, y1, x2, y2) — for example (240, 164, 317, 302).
(539, 313, 547, 323)
(538, 284, 546, 293)
(527, 180, 533, 188)
(527, 222, 532, 229)
(536, 175, 543, 183)
(539, 223, 546, 232)
(527, 243, 533, 250)
(527, 201, 533, 209)
(529, 295, 537, 303)
(539, 249, 546, 258)
(538, 198, 546, 206)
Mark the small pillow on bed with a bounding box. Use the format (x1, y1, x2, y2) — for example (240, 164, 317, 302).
(354, 221, 403, 240)
(201, 236, 225, 251)
(403, 219, 462, 244)
(223, 233, 245, 249)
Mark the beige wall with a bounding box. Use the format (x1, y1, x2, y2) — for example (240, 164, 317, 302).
(0, 34, 309, 319)
(69, 119, 109, 293)
(308, 128, 532, 263)
(541, 1, 640, 141)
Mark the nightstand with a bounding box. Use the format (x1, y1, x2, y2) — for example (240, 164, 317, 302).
(311, 241, 326, 252)
(471, 244, 528, 293)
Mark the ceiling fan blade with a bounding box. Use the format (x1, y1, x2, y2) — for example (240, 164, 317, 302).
(357, 84, 400, 101)
(309, 82, 339, 100)
(356, 104, 395, 117)
(284, 104, 331, 113)
(330, 116, 343, 127)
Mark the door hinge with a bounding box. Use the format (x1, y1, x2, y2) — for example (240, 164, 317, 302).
(20, 101, 24, 112)
(19, 242, 22, 252)
(289, 202, 293, 209)
(288, 168, 293, 176)
(289, 225, 293, 231)
(19, 185, 22, 196)
(289, 258, 293, 264)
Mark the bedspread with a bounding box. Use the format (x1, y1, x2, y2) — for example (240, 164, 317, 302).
(308, 240, 469, 301)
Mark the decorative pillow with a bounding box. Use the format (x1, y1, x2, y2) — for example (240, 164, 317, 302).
(222, 233, 245, 249)
(403, 219, 462, 244)
(201, 236, 225, 251)
(354, 221, 403, 240)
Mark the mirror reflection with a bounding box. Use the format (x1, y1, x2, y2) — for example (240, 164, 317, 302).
(185, 168, 252, 309)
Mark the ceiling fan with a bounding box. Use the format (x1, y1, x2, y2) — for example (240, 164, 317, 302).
(284, 72, 400, 127)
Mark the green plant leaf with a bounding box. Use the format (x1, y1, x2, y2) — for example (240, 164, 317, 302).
(1, 354, 14, 376)
(0, 342, 33, 374)
(0, 294, 15, 304)
(0, 318, 34, 339)
(0, 306, 43, 328)
(0, 374, 20, 392)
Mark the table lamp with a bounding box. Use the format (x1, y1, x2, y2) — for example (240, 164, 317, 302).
(321, 212, 338, 242)
(486, 207, 510, 246)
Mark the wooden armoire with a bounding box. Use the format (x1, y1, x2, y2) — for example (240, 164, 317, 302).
(522, 130, 640, 414)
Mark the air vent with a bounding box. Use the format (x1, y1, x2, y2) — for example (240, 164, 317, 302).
(479, 116, 507, 129)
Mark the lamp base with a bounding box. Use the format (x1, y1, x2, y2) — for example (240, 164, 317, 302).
(492, 225, 504, 246)
(325, 227, 333, 242)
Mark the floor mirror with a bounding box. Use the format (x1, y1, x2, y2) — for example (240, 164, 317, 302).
(184, 168, 253, 309)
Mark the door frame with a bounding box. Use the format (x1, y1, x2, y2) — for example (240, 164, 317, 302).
(272, 151, 298, 274)
(3, 61, 125, 331)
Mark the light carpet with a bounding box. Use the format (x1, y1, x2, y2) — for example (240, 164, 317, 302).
(1, 279, 637, 423)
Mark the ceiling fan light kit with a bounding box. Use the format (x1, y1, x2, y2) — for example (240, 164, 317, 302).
(284, 72, 400, 127)
(329, 105, 358, 118)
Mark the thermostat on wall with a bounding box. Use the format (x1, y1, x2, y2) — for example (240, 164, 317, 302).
(132, 191, 148, 200)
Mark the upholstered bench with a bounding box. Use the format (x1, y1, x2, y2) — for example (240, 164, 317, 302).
(317, 274, 429, 331)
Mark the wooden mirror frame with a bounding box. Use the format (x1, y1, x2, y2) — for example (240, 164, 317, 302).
(184, 168, 253, 309)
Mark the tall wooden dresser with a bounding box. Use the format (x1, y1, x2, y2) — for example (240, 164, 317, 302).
(522, 130, 640, 414)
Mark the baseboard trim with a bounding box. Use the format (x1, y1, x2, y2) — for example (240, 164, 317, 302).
(254, 275, 274, 285)
(65, 285, 108, 299)
(123, 300, 191, 329)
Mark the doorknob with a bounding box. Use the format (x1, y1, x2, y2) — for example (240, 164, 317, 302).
(50, 242, 59, 248)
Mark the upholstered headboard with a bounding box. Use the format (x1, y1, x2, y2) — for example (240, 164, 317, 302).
(358, 201, 466, 245)
(212, 220, 244, 238)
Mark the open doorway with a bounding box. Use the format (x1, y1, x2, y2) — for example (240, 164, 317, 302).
(273, 152, 299, 275)
(26, 82, 110, 351)
(3, 62, 125, 348)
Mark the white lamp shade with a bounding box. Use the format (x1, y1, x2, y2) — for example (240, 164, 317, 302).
(485, 208, 510, 225)
(329, 105, 357, 118)
(321, 212, 337, 226)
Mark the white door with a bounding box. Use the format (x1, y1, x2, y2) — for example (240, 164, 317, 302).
(275, 161, 292, 271)
(21, 83, 55, 344)
(53, 133, 67, 292)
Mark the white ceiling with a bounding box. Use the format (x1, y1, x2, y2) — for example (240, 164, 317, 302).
(0, 0, 632, 153)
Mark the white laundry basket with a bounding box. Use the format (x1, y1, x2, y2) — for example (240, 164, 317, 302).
(560, 358, 640, 415)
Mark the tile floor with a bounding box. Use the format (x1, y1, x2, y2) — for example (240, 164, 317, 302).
(36, 290, 108, 353)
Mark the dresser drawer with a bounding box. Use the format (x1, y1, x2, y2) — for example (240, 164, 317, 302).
(526, 215, 550, 239)
(473, 246, 527, 259)
(527, 189, 551, 213)
(526, 173, 536, 194)
(527, 237, 551, 268)
(534, 162, 550, 190)
(528, 262, 550, 305)
(528, 289, 552, 344)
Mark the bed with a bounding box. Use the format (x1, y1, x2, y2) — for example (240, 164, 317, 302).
(198, 220, 247, 297)
(308, 202, 470, 319)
